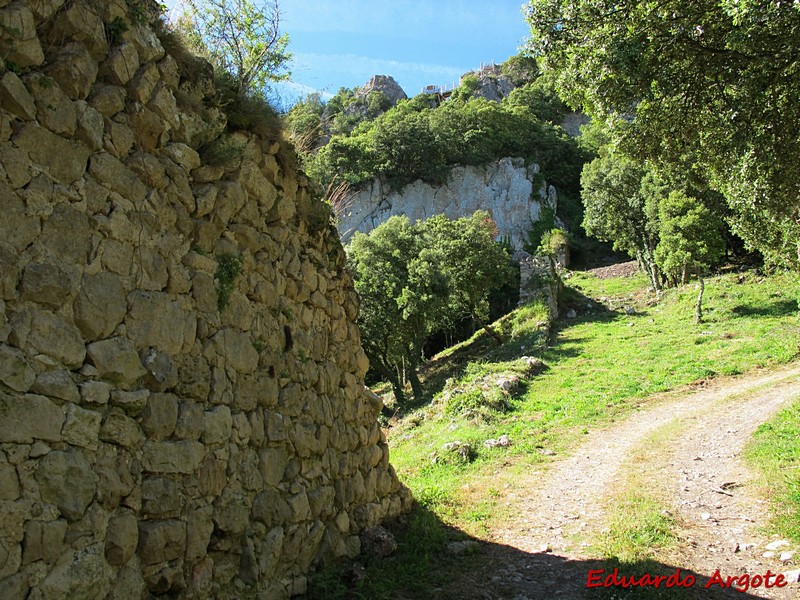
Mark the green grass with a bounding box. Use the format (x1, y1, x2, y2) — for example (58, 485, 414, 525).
(313, 268, 799, 598)
(390, 269, 799, 531)
(745, 395, 800, 543)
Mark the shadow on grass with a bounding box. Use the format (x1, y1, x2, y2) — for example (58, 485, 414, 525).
(731, 299, 798, 318)
(304, 505, 786, 600)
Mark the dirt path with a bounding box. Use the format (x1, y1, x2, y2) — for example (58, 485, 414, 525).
(442, 364, 800, 599)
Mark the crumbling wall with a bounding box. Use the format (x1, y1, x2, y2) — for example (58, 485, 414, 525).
(0, 1, 411, 598)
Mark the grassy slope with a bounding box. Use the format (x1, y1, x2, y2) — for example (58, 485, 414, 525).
(307, 268, 799, 598)
(390, 269, 799, 534)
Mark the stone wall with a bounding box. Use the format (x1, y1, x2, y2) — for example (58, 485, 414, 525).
(0, 1, 411, 598)
(337, 157, 558, 250)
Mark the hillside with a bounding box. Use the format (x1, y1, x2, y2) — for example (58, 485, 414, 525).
(306, 266, 800, 598)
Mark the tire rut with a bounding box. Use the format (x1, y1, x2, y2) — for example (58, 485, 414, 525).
(441, 364, 800, 599)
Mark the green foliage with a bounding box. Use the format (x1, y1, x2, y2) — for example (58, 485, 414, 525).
(305, 72, 588, 198)
(348, 212, 514, 405)
(580, 149, 662, 289)
(525, 0, 800, 267)
(442, 387, 510, 421)
(654, 191, 725, 285)
(525, 205, 556, 253)
(198, 135, 245, 166)
(105, 17, 129, 45)
(173, 0, 291, 98)
(215, 253, 243, 310)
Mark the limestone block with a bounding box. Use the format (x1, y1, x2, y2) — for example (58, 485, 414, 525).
(101, 41, 139, 86)
(0, 71, 35, 120)
(251, 489, 291, 527)
(16, 308, 84, 368)
(214, 180, 247, 225)
(35, 448, 98, 521)
(126, 151, 168, 190)
(128, 23, 165, 63)
(88, 84, 126, 117)
(287, 489, 311, 523)
(0, 344, 34, 392)
(175, 354, 210, 401)
(0, 2, 44, 67)
(137, 520, 186, 565)
(202, 405, 232, 445)
(126, 291, 190, 355)
(73, 271, 126, 341)
(95, 454, 134, 508)
(79, 380, 110, 405)
(73, 100, 105, 151)
(13, 124, 90, 185)
(128, 104, 164, 151)
(212, 488, 250, 534)
(207, 329, 259, 374)
(140, 392, 178, 440)
(100, 239, 133, 276)
(99, 408, 144, 450)
(185, 506, 213, 564)
(258, 526, 284, 580)
(44, 0, 107, 59)
(26, 73, 77, 136)
(258, 447, 287, 488)
(45, 41, 98, 100)
(62, 403, 101, 450)
(22, 519, 66, 565)
(88, 152, 146, 203)
(104, 117, 134, 158)
(162, 142, 200, 171)
(142, 440, 204, 474)
(237, 162, 277, 210)
(127, 62, 159, 103)
(37, 543, 112, 599)
(20, 262, 75, 309)
(87, 337, 147, 385)
(0, 192, 36, 258)
(174, 401, 203, 440)
(197, 455, 226, 497)
(0, 569, 27, 599)
(0, 244, 19, 299)
(140, 348, 178, 392)
(0, 462, 20, 501)
(0, 143, 30, 189)
(141, 477, 181, 517)
(40, 203, 92, 264)
(109, 389, 149, 415)
(104, 513, 138, 566)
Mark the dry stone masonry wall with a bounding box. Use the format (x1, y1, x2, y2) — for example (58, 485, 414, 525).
(0, 1, 411, 598)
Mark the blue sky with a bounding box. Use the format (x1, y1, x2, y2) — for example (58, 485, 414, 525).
(165, 1, 532, 107)
(278, 0, 531, 104)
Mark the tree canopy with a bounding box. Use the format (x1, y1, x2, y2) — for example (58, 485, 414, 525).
(348, 212, 515, 405)
(174, 0, 291, 98)
(525, 0, 800, 267)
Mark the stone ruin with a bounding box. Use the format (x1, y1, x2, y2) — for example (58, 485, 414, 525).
(0, 0, 411, 597)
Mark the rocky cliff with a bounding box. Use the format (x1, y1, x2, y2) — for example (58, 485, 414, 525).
(337, 157, 557, 249)
(0, 1, 410, 598)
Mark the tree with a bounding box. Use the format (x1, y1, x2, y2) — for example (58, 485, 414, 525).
(348, 217, 446, 404)
(654, 191, 725, 288)
(420, 211, 515, 344)
(525, 0, 800, 267)
(580, 149, 662, 290)
(174, 0, 291, 97)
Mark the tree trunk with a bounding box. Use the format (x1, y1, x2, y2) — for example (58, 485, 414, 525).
(407, 367, 424, 402)
(474, 313, 505, 345)
(695, 277, 705, 324)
